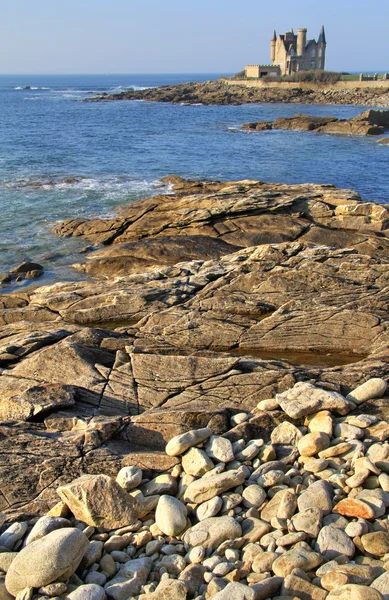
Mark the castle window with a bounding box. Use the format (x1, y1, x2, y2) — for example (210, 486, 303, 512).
(311, 48, 316, 57)
(318, 48, 323, 57)
(310, 61, 315, 68)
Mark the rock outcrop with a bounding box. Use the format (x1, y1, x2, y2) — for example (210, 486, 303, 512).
(242, 109, 389, 136)
(2, 178, 389, 520)
(84, 79, 389, 107)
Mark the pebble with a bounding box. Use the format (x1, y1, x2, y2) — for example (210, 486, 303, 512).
(155, 495, 187, 537)
(205, 436, 234, 463)
(4, 378, 389, 600)
(181, 447, 214, 477)
(116, 466, 143, 491)
(196, 496, 223, 520)
(5, 528, 89, 596)
(297, 432, 330, 457)
(346, 378, 387, 404)
(165, 427, 212, 456)
(242, 485, 266, 509)
(0, 524, 28, 551)
(315, 525, 355, 559)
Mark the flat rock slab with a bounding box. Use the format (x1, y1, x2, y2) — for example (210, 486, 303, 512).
(57, 474, 141, 531)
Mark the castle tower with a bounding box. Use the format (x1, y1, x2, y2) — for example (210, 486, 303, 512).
(317, 25, 327, 69)
(297, 28, 307, 57)
(270, 30, 277, 63)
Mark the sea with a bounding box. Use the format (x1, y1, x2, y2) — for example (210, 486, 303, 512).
(1, 73, 388, 289)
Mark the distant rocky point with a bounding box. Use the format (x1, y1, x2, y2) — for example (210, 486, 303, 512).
(242, 109, 389, 136)
(84, 80, 389, 107)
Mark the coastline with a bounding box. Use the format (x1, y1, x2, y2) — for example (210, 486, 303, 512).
(85, 79, 389, 107)
(2, 177, 389, 517)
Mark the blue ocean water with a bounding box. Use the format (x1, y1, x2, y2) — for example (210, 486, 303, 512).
(0, 73, 388, 287)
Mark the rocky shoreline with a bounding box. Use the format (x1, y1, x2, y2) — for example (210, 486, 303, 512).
(242, 109, 389, 137)
(2, 177, 389, 597)
(2, 379, 389, 599)
(84, 80, 389, 107)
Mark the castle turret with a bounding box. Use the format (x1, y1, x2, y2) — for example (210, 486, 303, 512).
(317, 25, 327, 69)
(270, 29, 276, 63)
(297, 28, 307, 57)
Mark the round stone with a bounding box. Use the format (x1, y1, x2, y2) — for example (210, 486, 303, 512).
(327, 584, 383, 600)
(361, 531, 389, 557)
(116, 466, 143, 491)
(242, 485, 267, 509)
(155, 495, 187, 537)
(297, 432, 330, 457)
(182, 447, 214, 477)
(5, 528, 89, 596)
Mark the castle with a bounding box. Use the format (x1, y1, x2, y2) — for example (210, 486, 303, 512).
(245, 26, 327, 79)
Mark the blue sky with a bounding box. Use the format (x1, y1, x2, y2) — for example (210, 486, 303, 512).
(1, 0, 388, 74)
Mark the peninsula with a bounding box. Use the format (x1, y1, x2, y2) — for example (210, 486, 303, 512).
(86, 78, 389, 106)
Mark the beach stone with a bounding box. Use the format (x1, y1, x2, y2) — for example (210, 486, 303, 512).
(347, 378, 387, 404)
(371, 571, 389, 599)
(305, 410, 333, 436)
(334, 422, 364, 439)
(39, 582, 68, 596)
(183, 469, 245, 503)
(257, 398, 279, 411)
(277, 382, 352, 419)
(155, 495, 187, 537)
(210, 581, 255, 600)
(242, 485, 267, 509)
(5, 527, 89, 597)
(116, 466, 142, 491)
(25, 516, 70, 545)
(196, 496, 223, 520)
(183, 516, 241, 549)
(251, 552, 277, 573)
(277, 489, 297, 519)
(158, 554, 186, 575)
(105, 558, 153, 600)
(297, 480, 333, 515)
(241, 518, 271, 543)
(57, 475, 140, 531)
(165, 428, 212, 456)
(333, 498, 375, 519)
(281, 574, 327, 600)
(205, 436, 234, 462)
(99, 554, 116, 577)
(65, 584, 105, 600)
(302, 458, 329, 473)
(297, 432, 330, 457)
(0, 553, 18, 573)
(318, 441, 352, 459)
(138, 579, 187, 600)
(361, 532, 389, 557)
(326, 584, 383, 599)
(345, 520, 368, 538)
(182, 447, 214, 476)
(0, 524, 28, 550)
(80, 541, 104, 569)
(250, 576, 283, 599)
(315, 525, 355, 559)
(367, 444, 389, 463)
(290, 507, 322, 537)
(272, 546, 322, 577)
(270, 422, 303, 446)
(367, 421, 389, 442)
(141, 474, 177, 496)
(187, 545, 206, 563)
